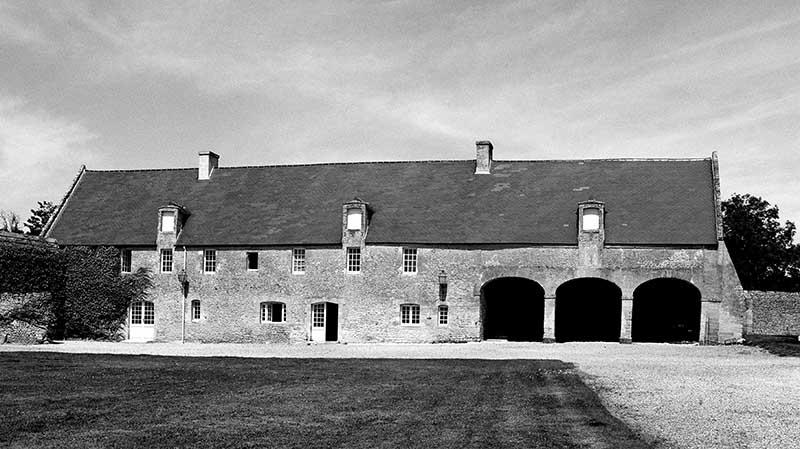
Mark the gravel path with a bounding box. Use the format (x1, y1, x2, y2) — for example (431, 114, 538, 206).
(3, 341, 799, 449)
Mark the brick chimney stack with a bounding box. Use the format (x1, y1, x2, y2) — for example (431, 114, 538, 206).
(475, 141, 493, 174)
(198, 151, 219, 180)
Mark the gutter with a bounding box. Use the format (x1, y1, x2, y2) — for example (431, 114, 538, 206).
(43, 165, 86, 239)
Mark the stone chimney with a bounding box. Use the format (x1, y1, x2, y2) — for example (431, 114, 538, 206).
(475, 141, 493, 174)
(198, 151, 219, 180)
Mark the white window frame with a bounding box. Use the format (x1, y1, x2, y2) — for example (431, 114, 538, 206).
(204, 249, 216, 273)
(582, 208, 601, 231)
(160, 249, 173, 273)
(191, 300, 201, 322)
(131, 301, 155, 325)
(402, 248, 418, 274)
(260, 302, 286, 323)
(400, 304, 421, 326)
(346, 209, 362, 231)
(160, 211, 176, 233)
(292, 248, 306, 274)
(438, 305, 448, 326)
(121, 249, 132, 273)
(346, 247, 361, 273)
(246, 252, 258, 271)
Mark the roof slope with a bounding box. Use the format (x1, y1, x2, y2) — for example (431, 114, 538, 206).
(47, 159, 718, 246)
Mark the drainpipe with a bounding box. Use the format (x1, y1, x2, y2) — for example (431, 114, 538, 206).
(182, 246, 187, 344)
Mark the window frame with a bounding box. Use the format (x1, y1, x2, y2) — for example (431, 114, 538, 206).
(260, 302, 287, 323)
(160, 211, 176, 233)
(203, 249, 217, 273)
(160, 248, 173, 273)
(582, 208, 601, 232)
(346, 247, 361, 273)
(131, 301, 154, 326)
(190, 299, 201, 322)
(400, 304, 421, 326)
(246, 252, 259, 271)
(121, 249, 132, 273)
(292, 248, 306, 274)
(402, 248, 418, 274)
(438, 305, 448, 326)
(346, 208, 362, 231)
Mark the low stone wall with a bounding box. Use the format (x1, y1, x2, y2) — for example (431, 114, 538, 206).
(0, 292, 53, 344)
(744, 291, 800, 336)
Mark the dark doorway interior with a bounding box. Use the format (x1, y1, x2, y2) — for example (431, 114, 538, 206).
(482, 278, 545, 341)
(632, 279, 701, 342)
(555, 278, 621, 342)
(326, 303, 339, 342)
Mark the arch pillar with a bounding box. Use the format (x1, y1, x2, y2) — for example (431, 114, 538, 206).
(620, 296, 633, 344)
(699, 301, 720, 344)
(543, 295, 556, 343)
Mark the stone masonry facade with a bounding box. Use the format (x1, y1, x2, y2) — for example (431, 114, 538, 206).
(129, 241, 745, 344)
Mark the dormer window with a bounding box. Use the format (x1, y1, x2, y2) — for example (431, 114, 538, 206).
(582, 208, 600, 231)
(161, 211, 176, 233)
(346, 208, 362, 231)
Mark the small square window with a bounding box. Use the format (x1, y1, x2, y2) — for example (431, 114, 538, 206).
(247, 252, 258, 271)
(204, 250, 216, 273)
(191, 300, 201, 321)
(346, 209, 362, 231)
(438, 306, 448, 326)
(121, 249, 132, 273)
(261, 302, 286, 323)
(346, 247, 361, 273)
(292, 248, 306, 274)
(402, 248, 417, 273)
(161, 211, 175, 233)
(160, 249, 173, 273)
(582, 208, 600, 231)
(401, 304, 420, 325)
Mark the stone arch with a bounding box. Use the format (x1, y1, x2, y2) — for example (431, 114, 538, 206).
(555, 278, 622, 342)
(632, 278, 701, 343)
(480, 277, 545, 341)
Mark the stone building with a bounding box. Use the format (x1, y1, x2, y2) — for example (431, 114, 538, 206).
(44, 142, 745, 343)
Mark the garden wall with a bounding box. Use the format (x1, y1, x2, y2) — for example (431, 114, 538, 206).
(0, 292, 53, 343)
(744, 291, 800, 336)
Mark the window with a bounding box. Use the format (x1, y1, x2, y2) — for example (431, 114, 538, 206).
(246, 252, 258, 270)
(204, 249, 216, 273)
(191, 300, 201, 321)
(131, 301, 154, 325)
(346, 247, 361, 272)
(160, 249, 173, 273)
(121, 249, 132, 273)
(292, 248, 306, 274)
(161, 211, 175, 233)
(401, 304, 420, 325)
(260, 302, 286, 323)
(438, 306, 448, 325)
(582, 208, 600, 231)
(346, 208, 362, 231)
(402, 248, 418, 273)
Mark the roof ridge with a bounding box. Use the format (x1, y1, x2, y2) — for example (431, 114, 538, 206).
(84, 156, 710, 173)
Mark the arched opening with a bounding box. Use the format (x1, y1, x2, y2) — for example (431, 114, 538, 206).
(481, 277, 545, 341)
(633, 278, 701, 343)
(555, 278, 621, 342)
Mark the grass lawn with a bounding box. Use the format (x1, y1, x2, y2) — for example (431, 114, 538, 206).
(0, 353, 655, 448)
(745, 334, 800, 356)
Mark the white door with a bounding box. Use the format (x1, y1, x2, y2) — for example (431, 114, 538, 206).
(311, 303, 326, 342)
(129, 301, 155, 341)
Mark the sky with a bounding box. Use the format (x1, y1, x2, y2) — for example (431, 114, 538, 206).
(1, 0, 799, 229)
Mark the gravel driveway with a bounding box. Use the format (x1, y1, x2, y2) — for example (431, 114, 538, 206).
(3, 341, 799, 449)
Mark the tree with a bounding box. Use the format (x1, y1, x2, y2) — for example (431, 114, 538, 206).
(0, 210, 23, 233)
(722, 194, 800, 291)
(24, 201, 57, 236)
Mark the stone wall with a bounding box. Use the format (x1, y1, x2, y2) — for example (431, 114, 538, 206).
(126, 240, 745, 344)
(0, 292, 53, 344)
(744, 291, 800, 336)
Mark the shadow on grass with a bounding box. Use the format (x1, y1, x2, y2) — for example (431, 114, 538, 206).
(745, 334, 800, 357)
(0, 353, 660, 449)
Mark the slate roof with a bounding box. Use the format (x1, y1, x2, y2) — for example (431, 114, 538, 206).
(46, 158, 719, 247)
